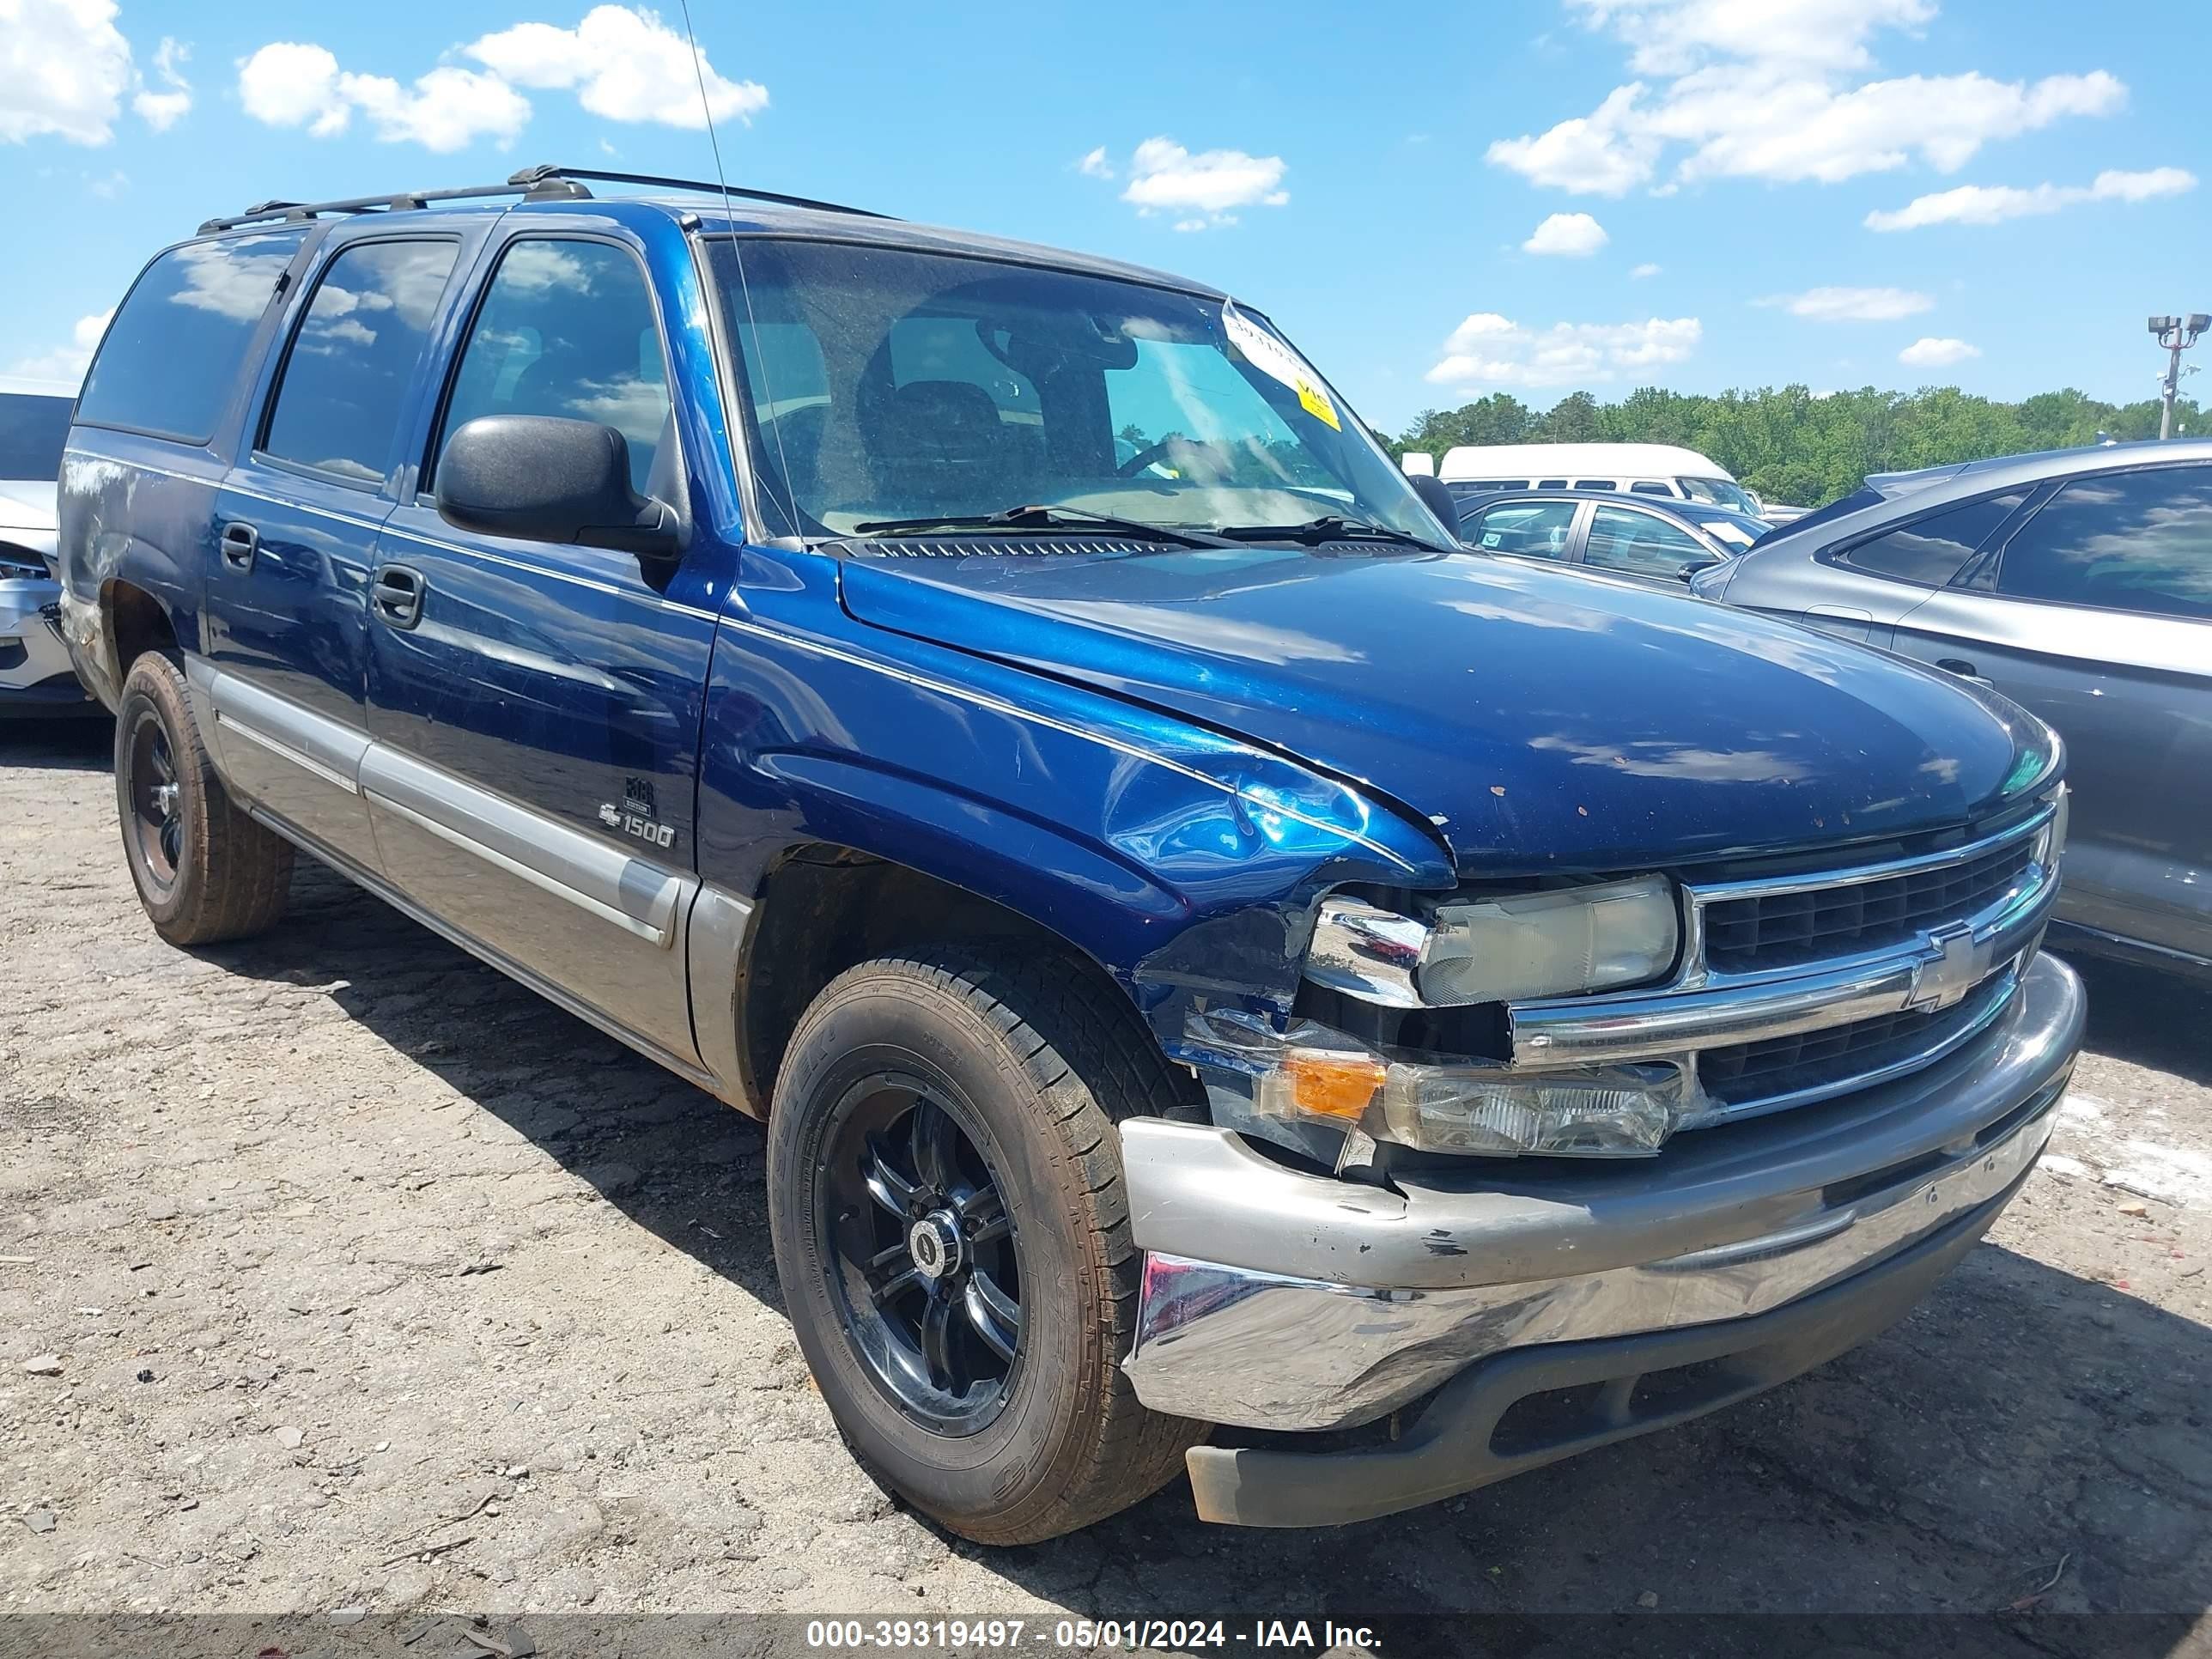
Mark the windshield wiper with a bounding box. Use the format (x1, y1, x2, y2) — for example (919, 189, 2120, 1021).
(1214, 515, 1448, 551)
(851, 504, 1237, 549)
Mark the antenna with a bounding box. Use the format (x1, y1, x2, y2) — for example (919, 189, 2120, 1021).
(676, 0, 799, 539)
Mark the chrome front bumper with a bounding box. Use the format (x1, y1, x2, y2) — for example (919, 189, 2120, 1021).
(1122, 951, 2083, 1433)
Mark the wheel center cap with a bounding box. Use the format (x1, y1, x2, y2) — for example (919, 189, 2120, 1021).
(908, 1211, 962, 1282)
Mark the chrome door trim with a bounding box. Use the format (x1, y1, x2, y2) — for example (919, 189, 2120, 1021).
(215, 712, 360, 793)
(364, 788, 671, 946)
(198, 663, 374, 799)
(358, 744, 690, 951)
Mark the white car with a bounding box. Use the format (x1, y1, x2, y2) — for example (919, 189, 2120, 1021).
(1402, 441, 1766, 519)
(1, 376, 97, 716)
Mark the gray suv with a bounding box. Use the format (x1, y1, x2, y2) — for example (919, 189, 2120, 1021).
(1697, 441, 2211, 981)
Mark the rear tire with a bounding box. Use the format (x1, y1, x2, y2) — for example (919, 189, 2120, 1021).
(113, 652, 292, 945)
(767, 948, 1203, 1544)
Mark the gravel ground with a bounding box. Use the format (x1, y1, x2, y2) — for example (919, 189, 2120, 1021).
(3, 714, 2209, 1648)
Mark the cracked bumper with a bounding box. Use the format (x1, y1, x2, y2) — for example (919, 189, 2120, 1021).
(1120, 952, 2082, 1459)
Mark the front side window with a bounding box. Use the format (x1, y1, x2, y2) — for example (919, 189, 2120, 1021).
(714, 240, 1436, 544)
(1994, 466, 2212, 620)
(436, 240, 672, 495)
(1837, 490, 2026, 586)
(1583, 505, 1713, 580)
(263, 240, 459, 484)
(1629, 480, 1672, 495)
(0, 394, 72, 480)
(76, 230, 307, 443)
(1465, 500, 1577, 558)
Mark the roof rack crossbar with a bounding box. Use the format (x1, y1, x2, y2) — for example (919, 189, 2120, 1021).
(506, 164, 894, 220)
(196, 173, 591, 235)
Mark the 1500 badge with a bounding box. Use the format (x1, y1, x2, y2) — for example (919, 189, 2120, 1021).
(600, 780, 677, 849)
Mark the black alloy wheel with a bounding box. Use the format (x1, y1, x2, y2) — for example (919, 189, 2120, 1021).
(818, 1075, 1023, 1435)
(124, 707, 184, 895)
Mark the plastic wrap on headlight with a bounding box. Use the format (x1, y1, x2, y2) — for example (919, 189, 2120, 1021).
(1185, 1007, 1698, 1158)
(1419, 874, 1679, 1006)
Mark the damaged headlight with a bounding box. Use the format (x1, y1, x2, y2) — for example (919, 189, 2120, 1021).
(1188, 1007, 1697, 1158)
(1309, 875, 1680, 1009)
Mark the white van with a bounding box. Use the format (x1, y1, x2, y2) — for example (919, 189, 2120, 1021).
(1405, 441, 1765, 518)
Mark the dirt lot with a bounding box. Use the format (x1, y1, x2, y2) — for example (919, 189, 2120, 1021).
(3, 714, 2209, 1648)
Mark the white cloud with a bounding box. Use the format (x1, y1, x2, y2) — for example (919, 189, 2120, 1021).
(1, 0, 133, 143)
(1425, 312, 1702, 390)
(1630, 261, 1662, 278)
(7, 308, 112, 385)
(1898, 336, 1980, 367)
(466, 5, 767, 129)
(239, 42, 529, 151)
(1488, 2, 2125, 196)
(1486, 84, 1656, 194)
(1765, 285, 1933, 322)
(343, 66, 532, 151)
(1522, 211, 1610, 256)
(236, 42, 350, 137)
(131, 35, 189, 131)
(237, 7, 767, 153)
(1571, 0, 1938, 75)
(1866, 165, 2196, 230)
(1115, 137, 1289, 228)
(1076, 145, 1112, 179)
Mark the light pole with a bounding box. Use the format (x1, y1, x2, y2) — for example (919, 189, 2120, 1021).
(2148, 313, 2209, 440)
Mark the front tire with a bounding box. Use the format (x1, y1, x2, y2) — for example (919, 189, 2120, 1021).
(767, 949, 1203, 1544)
(113, 652, 292, 945)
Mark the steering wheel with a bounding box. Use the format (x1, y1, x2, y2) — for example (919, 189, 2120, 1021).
(1116, 435, 1231, 481)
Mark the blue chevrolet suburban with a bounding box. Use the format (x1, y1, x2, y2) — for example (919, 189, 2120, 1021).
(56, 165, 2083, 1541)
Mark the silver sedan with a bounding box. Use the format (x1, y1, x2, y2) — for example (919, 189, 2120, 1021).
(1696, 440, 2212, 982)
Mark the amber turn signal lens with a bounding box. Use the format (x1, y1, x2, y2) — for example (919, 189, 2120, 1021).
(1282, 1050, 1388, 1122)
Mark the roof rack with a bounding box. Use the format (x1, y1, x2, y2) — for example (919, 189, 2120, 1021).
(507, 164, 895, 220)
(196, 163, 890, 235)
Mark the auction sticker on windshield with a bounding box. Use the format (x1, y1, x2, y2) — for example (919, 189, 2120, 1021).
(1224, 301, 1341, 430)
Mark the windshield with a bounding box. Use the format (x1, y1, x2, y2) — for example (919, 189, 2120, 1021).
(710, 240, 1441, 544)
(0, 394, 72, 483)
(1678, 475, 1760, 516)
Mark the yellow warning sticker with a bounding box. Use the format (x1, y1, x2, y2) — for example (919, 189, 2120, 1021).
(1297, 378, 1340, 430)
(1225, 300, 1342, 431)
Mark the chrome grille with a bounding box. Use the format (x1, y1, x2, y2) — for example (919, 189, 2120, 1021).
(1695, 970, 2014, 1113)
(1702, 836, 2036, 974)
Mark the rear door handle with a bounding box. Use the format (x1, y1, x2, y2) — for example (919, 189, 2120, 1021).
(220, 521, 259, 570)
(1936, 656, 1993, 688)
(372, 564, 426, 629)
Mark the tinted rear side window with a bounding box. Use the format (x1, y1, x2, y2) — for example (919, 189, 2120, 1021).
(75, 231, 307, 444)
(1837, 490, 2025, 586)
(1995, 465, 2212, 621)
(263, 240, 459, 484)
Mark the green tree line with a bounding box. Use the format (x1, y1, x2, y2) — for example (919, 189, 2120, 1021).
(1386, 386, 2210, 508)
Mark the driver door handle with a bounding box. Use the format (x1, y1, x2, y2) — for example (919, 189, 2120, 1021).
(220, 521, 259, 570)
(372, 564, 426, 629)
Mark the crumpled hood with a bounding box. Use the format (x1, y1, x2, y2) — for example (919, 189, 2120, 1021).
(0, 480, 58, 532)
(837, 545, 2057, 876)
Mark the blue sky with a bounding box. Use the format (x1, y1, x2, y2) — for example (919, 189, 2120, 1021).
(3, 0, 2206, 434)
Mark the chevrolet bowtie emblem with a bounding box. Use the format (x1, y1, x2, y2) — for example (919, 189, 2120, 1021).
(1905, 923, 1982, 1012)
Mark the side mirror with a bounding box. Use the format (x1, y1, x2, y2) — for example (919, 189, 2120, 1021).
(1406, 472, 1463, 541)
(435, 415, 680, 560)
